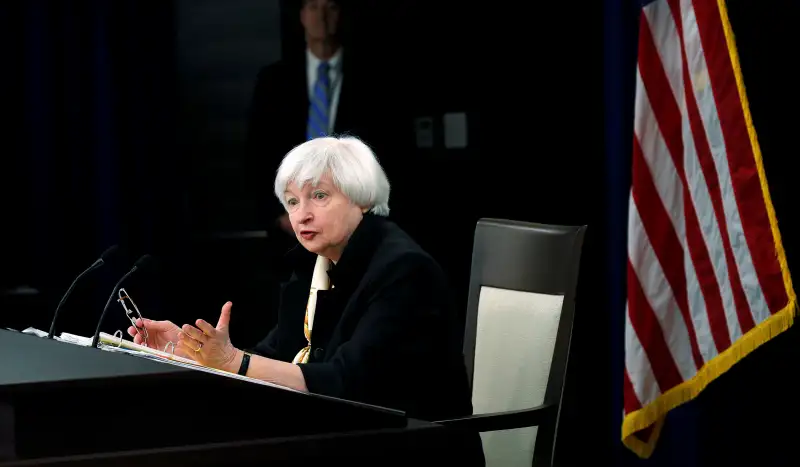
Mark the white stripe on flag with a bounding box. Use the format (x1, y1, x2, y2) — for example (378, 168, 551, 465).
(625, 303, 662, 406)
(680, 0, 770, 325)
(629, 194, 699, 381)
(634, 70, 717, 363)
(644, 1, 684, 102)
(645, 0, 744, 344)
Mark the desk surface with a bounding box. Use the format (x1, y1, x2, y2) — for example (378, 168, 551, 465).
(0, 329, 438, 465)
(0, 329, 189, 386)
(0, 329, 398, 414)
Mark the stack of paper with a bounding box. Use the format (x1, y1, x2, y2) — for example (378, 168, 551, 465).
(20, 327, 295, 391)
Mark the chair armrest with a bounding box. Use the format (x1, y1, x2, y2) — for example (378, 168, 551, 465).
(434, 403, 557, 432)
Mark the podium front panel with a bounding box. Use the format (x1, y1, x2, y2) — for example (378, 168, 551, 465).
(0, 330, 411, 462)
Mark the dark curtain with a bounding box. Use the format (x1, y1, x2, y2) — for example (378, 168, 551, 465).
(0, 0, 181, 337)
(603, 0, 640, 464)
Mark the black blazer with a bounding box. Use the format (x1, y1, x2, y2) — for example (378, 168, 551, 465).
(251, 214, 475, 422)
(250, 214, 485, 464)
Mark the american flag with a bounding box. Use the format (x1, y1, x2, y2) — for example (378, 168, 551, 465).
(623, 0, 796, 458)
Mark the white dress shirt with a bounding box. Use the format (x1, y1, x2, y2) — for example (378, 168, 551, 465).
(306, 47, 343, 133)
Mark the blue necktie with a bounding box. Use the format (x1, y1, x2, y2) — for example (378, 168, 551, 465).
(307, 62, 331, 140)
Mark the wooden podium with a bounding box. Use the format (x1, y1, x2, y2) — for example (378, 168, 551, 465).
(0, 329, 450, 466)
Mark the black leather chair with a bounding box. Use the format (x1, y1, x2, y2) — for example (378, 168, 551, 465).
(437, 219, 587, 466)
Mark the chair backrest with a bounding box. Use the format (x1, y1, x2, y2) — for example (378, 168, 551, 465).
(463, 219, 586, 467)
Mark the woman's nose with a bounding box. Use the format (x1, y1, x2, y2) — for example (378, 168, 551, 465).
(297, 203, 314, 223)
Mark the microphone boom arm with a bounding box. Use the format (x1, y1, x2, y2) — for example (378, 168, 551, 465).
(47, 259, 103, 339)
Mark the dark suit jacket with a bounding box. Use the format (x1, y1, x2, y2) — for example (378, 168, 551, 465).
(250, 214, 484, 463)
(251, 213, 474, 420)
(244, 50, 384, 227)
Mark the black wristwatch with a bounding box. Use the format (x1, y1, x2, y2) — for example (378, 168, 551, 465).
(238, 352, 251, 376)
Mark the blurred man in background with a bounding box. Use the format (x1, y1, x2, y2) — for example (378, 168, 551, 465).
(245, 0, 383, 283)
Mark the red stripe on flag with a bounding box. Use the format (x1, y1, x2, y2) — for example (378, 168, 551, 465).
(632, 137, 703, 369)
(623, 368, 643, 413)
(627, 260, 684, 391)
(692, 0, 789, 314)
(637, 15, 683, 167)
(637, 16, 732, 352)
(666, 0, 756, 333)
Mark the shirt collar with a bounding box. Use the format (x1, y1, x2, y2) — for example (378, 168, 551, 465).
(306, 46, 343, 72)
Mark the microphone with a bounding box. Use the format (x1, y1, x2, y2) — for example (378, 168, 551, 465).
(47, 245, 119, 339)
(91, 254, 153, 348)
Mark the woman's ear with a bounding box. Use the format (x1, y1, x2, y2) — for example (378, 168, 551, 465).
(351, 201, 369, 214)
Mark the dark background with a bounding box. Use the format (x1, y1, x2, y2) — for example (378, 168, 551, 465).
(0, 0, 796, 465)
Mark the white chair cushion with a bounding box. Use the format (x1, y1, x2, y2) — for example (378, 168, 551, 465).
(471, 286, 564, 466)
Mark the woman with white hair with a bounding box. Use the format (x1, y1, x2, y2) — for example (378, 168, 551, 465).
(128, 136, 483, 462)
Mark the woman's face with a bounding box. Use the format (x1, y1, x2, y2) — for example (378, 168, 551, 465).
(284, 174, 364, 262)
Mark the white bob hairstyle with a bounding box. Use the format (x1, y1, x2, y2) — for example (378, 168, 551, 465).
(274, 135, 391, 216)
